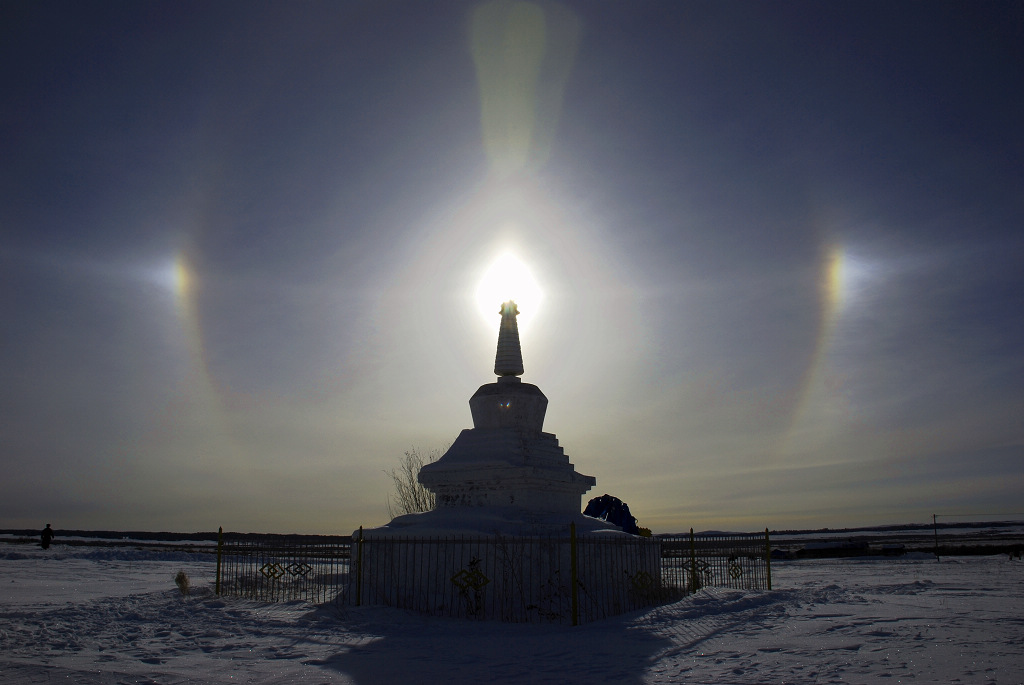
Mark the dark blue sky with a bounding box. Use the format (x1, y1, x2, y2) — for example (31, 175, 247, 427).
(2, 1, 1021, 533)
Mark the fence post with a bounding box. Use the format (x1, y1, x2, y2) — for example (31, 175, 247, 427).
(689, 528, 698, 594)
(570, 522, 579, 626)
(355, 526, 364, 607)
(215, 526, 223, 596)
(764, 528, 772, 591)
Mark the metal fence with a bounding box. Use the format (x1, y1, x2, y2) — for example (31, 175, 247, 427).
(214, 526, 770, 624)
(660, 530, 773, 593)
(215, 529, 350, 605)
(350, 529, 667, 623)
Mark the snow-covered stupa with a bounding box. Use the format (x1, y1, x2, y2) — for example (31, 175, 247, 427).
(371, 300, 614, 536)
(350, 302, 660, 621)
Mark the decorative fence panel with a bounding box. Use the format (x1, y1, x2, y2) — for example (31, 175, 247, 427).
(216, 531, 350, 605)
(659, 530, 772, 593)
(214, 527, 771, 624)
(349, 531, 667, 623)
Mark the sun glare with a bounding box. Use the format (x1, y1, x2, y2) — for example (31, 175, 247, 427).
(475, 253, 542, 327)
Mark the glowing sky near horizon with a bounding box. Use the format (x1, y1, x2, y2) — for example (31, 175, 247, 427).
(0, 1, 1021, 534)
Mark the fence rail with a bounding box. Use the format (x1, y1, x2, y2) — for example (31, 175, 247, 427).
(214, 526, 770, 624)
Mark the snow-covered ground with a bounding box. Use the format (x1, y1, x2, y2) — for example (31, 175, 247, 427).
(2, 543, 1022, 684)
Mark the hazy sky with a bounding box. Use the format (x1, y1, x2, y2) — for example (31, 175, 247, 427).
(2, 1, 1021, 534)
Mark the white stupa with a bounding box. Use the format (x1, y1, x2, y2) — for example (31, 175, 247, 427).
(351, 301, 658, 621)
(373, 300, 616, 536)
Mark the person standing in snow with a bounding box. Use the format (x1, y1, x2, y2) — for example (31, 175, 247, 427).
(40, 523, 54, 549)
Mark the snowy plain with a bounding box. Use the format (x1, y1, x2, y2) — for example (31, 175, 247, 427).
(1, 542, 1022, 684)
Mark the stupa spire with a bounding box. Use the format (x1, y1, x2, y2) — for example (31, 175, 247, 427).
(493, 300, 525, 378)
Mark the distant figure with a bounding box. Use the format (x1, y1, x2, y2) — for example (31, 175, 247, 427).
(40, 523, 54, 549)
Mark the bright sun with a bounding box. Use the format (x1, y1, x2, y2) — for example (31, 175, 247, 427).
(474, 253, 543, 327)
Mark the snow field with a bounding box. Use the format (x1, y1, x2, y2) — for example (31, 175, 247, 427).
(1, 546, 1022, 683)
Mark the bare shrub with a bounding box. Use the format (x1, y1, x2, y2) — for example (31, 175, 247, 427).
(385, 446, 446, 518)
(174, 570, 191, 596)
